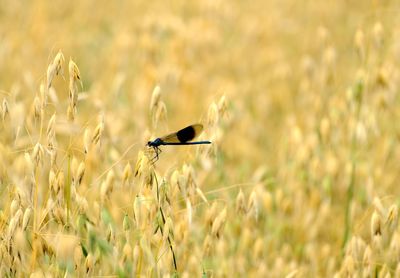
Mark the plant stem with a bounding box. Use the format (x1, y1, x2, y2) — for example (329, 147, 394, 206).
(66, 153, 71, 226)
(154, 171, 178, 272)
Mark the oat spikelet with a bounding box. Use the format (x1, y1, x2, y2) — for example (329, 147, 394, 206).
(75, 193, 88, 214)
(150, 85, 161, 114)
(247, 190, 259, 221)
(7, 216, 18, 240)
(10, 198, 20, 216)
(373, 197, 386, 216)
(92, 116, 104, 146)
(53, 50, 65, 74)
(123, 214, 130, 232)
(46, 113, 56, 147)
(67, 105, 74, 121)
(14, 208, 23, 226)
(49, 169, 56, 194)
(196, 187, 208, 204)
(106, 224, 115, 243)
(205, 202, 218, 228)
(47, 50, 65, 89)
(83, 127, 91, 154)
(76, 161, 85, 185)
(371, 211, 382, 237)
(133, 243, 141, 269)
(218, 95, 227, 116)
(236, 189, 246, 214)
(170, 170, 180, 188)
(85, 253, 94, 274)
(68, 58, 82, 121)
(163, 217, 173, 244)
(32, 142, 44, 166)
(149, 85, 167, 128)
(22, 207, 32, 230)
(74, 244, 83, 270)
(203, 234, 213, 256)
(211, 207, 227, 238)
(134, 150, 149, 177)
(154, 101, 167, 124)
(386, 204, 399, 233)
(122, 242, 133, 263)
(50, 147, 57, 167)
(122, 162, 132, 185)
(33, 96, 41, 120)
(56, 171, 65, 200)
(105, 170, 115, 190)
(71, 156, 79, 182)
(100, 170, 115, 202)
(39, 82, 47, 108)
(341, 255, 355, 277)
(24, 152, 34, 174)
(390, 232, 400, 261)
(2, 98, 9, 121)
(53, 206, 66, 225)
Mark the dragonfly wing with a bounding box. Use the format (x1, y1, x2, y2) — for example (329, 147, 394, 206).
(161, 124, 204, 143)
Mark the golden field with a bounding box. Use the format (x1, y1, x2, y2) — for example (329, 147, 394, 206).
(1, 0, 400, 277)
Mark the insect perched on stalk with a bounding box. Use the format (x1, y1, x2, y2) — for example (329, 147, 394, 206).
(147, 124, 211, 162)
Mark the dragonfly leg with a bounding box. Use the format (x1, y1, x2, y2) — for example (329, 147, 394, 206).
(150, 146, 161, 164)
(155, 147, 161, 161)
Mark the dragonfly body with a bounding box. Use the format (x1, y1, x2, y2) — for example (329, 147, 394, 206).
(147, 124, 211, 162)
(148, 139, 212, 147)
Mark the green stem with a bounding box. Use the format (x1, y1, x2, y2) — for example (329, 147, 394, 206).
(66, 153, 71, 226)
(342, 88, 362, 249)
(342, 160, 355, 249)
(153, 171, 177, 272)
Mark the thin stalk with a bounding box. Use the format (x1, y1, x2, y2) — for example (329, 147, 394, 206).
(153, 171, 178, 272)
(342, 87, 362, 249)
(33, 166, 39, 232)
(31, 166, 40, 271)
(342, 159, 356, 249)
(66, 153, 71, 226)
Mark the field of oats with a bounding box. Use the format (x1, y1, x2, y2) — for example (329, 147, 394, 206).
(1, 1, 400, 277)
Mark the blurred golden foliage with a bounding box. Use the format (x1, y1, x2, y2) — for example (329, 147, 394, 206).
(1, 0, 400, 276)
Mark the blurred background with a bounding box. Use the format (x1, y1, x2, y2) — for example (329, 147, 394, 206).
(1, 0, 400, 276)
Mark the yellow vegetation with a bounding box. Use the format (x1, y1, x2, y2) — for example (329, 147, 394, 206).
(1, 1, 400, 276)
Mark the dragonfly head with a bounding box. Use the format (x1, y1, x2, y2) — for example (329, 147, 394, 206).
(147, 138, 162, 147)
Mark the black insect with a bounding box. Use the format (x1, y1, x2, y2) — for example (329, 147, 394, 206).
(147, 124, 211, 162)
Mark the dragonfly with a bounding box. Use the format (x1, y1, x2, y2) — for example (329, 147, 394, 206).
(147, 124, 211, 162)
